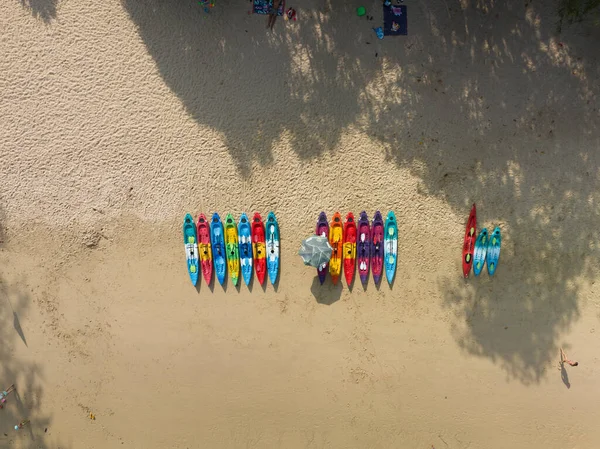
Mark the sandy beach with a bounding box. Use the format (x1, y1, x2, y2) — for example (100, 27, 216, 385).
(1, 0, 600, 447)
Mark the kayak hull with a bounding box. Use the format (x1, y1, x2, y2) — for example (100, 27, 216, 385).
(210, 213, 227, 286)
(197, 213, 213, 285)
(329, 212, 343, 285)
(183, 214, 199, 286)
(462, 204, 477, 278)
(473, 228, 488, 276)
(486, 227, 501, 276)
(225, 214, 240, 287)
(238, 213, 253, 286)
(343, 212, 357, 286)
(371, 211, 384, 285)
(266, 212, 280, 285)
(357, 211, 371, 286)
(384, 211, 398, 285)
(251, 213, 267, 285)
(316, 212, 329, 284)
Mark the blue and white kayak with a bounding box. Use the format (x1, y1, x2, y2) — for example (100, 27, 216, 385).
(486, 227, 501, 276)
(183, 214, 199, 286)
(266, 212, 280, 285)
(384, 211, 398, 285)
(473, 228, 488, 276)
(238, 213, 253, 286)
(210, 213, 227, 286)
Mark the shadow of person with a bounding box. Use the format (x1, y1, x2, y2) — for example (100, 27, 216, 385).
(560, 363, 571, 389)
(13, 312, 27, 347)
(310, 276, 342, 305)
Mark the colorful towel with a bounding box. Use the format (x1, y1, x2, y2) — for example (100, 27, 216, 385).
(253, 0, 285, 15)
(383, 4, 407, 36)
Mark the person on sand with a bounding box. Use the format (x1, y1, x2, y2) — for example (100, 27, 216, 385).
(560, 348, 578, 367)
(0, 385, 16, 408)
(15, 419, 30, 430)
(2, 385, 16, 398)
(267, 0, 282, 30)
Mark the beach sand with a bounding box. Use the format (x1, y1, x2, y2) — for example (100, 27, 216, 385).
(1, 0, 600, 447)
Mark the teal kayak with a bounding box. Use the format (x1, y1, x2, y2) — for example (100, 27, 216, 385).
(473, 228, 488, 276)
(266, 212, 280, 285)
(183, 214, 199, 286)
(384, 211, 397, 285)
(486, 227, 501, 276)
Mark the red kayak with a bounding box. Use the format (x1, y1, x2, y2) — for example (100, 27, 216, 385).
(252, 212, 267, 285)
(197, 214, 213, 285)
(462, 203, 477, 278)
(343, 212, 357, 286)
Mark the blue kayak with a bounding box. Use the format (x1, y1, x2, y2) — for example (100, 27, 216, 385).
(266, 212, 280, 285)
(486, 227, 501, 276)
(210, 213, 227, 286)
(384, 211, 398, 285)
(238, 213, 253, 286)
(183, 214, 199, 286)
(473, 228, 488, 276)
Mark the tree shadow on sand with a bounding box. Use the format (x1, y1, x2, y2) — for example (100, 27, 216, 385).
(397, 2, 598, 385)
(124, 0, 599, 384)
(0, 274, 55, 447)
(19, 0, 58, 22)
(362, 0, 596, 385)
(122, 0, 392, 176)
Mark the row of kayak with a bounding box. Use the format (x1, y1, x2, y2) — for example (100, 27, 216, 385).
(462, 204, 502, 277)
(183, 212, 280, 287)
(317, 211, 398, 286)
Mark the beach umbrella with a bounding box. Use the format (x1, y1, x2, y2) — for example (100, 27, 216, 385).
(298, 235, 333, 268)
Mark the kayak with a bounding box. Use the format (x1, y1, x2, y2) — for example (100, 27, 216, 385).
(371, 211, 384, 285)
(196, 213, 213, 285)
(266, 212, 280, 285)
(486, 227, 501, 276)
(473, 228, 488, 276)
(316, 212, 329, 284)
(343, 212, 357, 286)
(462, 203, 477, 278)
(238, 213, 253, 286)
(251, 212, 267, 285)
(183, 214, 199, 286)
(210, 213, 227, 286)
(224, 214, 240, 286)
(384, 211, 398, 285)
(357, 211, 371, 286)
(328, 212, 343, 285)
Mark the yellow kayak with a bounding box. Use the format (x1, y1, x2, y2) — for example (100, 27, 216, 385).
(329, 212, 343, 284)
(224, 214, 240, 286)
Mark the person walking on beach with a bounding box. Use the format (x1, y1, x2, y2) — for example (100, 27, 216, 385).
(15, 419, 30, 430)
(560, 348, 578, 367)
(267, 0, 282, 30)
(0, 384, 16, 409)
(2, 385, 16, 397)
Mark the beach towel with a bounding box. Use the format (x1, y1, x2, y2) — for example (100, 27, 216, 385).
(253, 0, 285, 15)
(383, 4, 407, 36)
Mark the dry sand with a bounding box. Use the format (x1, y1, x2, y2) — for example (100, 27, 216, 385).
(1, 0, 600, 447)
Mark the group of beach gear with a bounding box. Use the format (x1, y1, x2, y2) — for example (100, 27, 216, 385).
(462, 204, 502, 278)
(183, 212, 279, 288)
(300, 211, 398, 287)
(183, 204, 502, 287)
